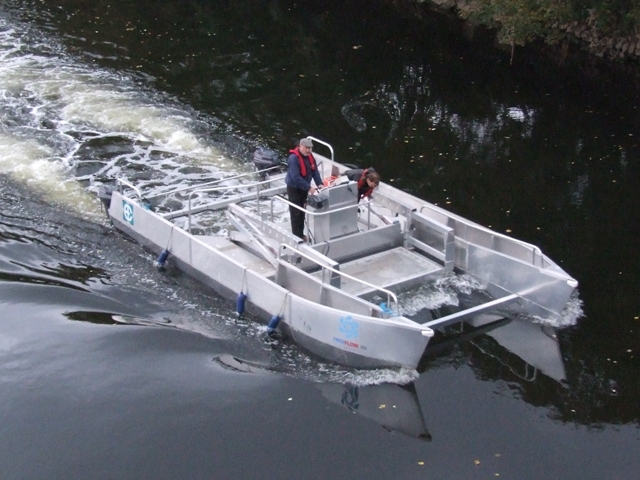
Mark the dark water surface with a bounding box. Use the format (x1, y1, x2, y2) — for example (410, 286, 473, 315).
(1, 1, 639, 479)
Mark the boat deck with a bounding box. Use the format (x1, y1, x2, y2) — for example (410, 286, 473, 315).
(195, 235, 277, 278)
(315, 247, 443, 297)
(197, 233, 442, 298)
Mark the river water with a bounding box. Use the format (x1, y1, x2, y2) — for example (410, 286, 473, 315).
(0, 1, 638, 479)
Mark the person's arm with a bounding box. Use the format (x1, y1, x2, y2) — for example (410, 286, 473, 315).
(344, 169, 362, 181)
(287, 154, 311, 190)
(312, 167, 323, 189)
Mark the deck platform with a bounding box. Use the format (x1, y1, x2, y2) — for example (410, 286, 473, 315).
(195, 235, 276, 277)
(320, 247, 443, 296)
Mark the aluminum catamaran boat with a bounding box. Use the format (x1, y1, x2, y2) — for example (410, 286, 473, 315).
(100, 136, 578, 370)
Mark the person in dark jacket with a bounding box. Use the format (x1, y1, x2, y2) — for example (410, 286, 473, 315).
(285, 137, 323, 240)
(345, 167, 380, 202)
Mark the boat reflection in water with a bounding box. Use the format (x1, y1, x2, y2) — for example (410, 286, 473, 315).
(420, 313, 567, 384)
(214, 315, 567, 441)
(471, 317, 566, 383)
(317, 382, 431, 441)
(319, 316, 567, 440)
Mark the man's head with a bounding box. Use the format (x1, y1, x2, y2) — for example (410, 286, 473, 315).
(299, 137, 313, 155)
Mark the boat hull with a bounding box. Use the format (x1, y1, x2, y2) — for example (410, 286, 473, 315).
(108, 192, 430, 369)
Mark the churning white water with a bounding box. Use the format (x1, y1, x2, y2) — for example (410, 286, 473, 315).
(0, 17, 239, 221)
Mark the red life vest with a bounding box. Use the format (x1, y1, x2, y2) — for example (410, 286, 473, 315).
(289, 147, 317, 177)
(357, 169, 375, 198)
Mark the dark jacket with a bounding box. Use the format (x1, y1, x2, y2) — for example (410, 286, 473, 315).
(285, 147, 322, 191)
(345, 167, 376, 201)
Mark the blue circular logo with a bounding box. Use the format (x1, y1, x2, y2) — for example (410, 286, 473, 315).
(123, 201, 134, 224)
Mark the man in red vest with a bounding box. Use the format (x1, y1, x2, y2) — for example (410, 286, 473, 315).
(285, 137, 323, 240)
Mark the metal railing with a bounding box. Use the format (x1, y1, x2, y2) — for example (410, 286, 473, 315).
(186, 177, 279, 232)
(419, 203, 545, 266)
(279, 244, 400, 316)
(306, 136, 334, 161)
(116, 178, 143, 200)
(143, 166, 283, 201)
(269, 194, 372, 229)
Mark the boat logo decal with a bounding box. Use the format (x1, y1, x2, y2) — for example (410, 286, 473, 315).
(338, 315, 359, 340)
(334, 316, 367, 350)
(123, 200, 134, 225)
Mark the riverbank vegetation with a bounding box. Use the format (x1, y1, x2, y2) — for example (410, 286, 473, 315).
(421, 0, 640, 63)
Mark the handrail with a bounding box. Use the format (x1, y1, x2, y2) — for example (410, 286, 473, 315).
(270, 194, 363, 221)
(278, 244, 400, 316)
(419, 203, 544, 264)
(306, 136, 334, 161)
(116, 178, 143, 201)
(187, 177, 277, 232)
(270, 195, 375, 233)
(144, 166, 282, 200)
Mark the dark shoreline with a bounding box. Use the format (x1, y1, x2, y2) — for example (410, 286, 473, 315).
(390, 0, 640, 94)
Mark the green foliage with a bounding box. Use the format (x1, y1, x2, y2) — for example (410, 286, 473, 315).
(455, 0, 640, 46)
(588, 0, 640, 34)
